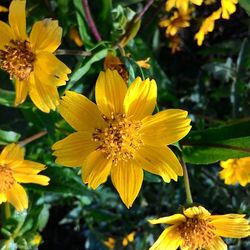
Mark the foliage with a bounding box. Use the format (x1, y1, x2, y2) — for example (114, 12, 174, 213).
(0, 0, 249, 249)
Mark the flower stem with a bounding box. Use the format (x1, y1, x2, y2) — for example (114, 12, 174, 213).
(134, 0, 154, 23)
(180, 157, 193, 204)
(82, 0, 102, 42)
(18, 131, 47, 147)
(4, 203, 10, 220)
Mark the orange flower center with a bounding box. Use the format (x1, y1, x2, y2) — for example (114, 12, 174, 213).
(92, 113, 143, 165)
(178, 217, 216, 249)
(0, 165, 15, 192)
(0, 39, 35, 81)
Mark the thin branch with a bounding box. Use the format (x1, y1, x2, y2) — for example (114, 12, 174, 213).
(134, 0, 154, 23)
(55, 49, 92, 57)
(18, 131, 48, 147)
(82, 0, 102, 42)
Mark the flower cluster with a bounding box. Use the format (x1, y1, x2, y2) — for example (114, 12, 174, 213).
(0, 1, 249, 249)
(160, 0, 239, 52)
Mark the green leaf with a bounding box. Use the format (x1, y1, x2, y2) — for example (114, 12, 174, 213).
(28, 167, 93, 197)
(182, 120, 250, 164)
(66, 48, 108, 90)
(0, 130, 21, 145)
(239, 0, 250, 16)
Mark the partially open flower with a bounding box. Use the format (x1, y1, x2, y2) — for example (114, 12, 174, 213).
(149, 205, 250, 250)
(220, 157, 250, 186)
(0, 143, 49, 211)
(0, 0, 71, 112)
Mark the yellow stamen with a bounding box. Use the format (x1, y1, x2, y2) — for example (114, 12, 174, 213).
(0, 165, 15, 192)
(92, 113, 143, 164)
(0, 40, 35, 81)
(178, 217, 216, 249)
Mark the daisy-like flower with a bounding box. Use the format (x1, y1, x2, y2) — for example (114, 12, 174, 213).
(0, 0, 71, 113)
(159, 10, 191, 37)
(166, 0, 203, 12)
(149, 205, 250, 250)
(221, 0, 238, 19)
(52, 69, 191, 208)
(194, 8, 221, 46)
(0, 143, 49, 211)
(220, 157, 250, 186)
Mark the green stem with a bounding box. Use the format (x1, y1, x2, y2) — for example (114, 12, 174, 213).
(4, 203, 10, 220)
(180, 157, 193, 204)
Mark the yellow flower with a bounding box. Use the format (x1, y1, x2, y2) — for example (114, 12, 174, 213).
(166, 0, 203, 12)
(52, 69, 191, 208)
(159, 10, 191, 36)
(221, 0, 238, 19)
(220, 157, 250, 186)
(122, 231, 136, 246)
(104, 52, 129, 82)
(0, 5, 8, 12)
(31, 234, 42, 246)
(149, 205, 250, 250)
(69, 26, 83, 47)
(194, 8, 221, 46)
(0, 143, 49, 211)
(0, 0, 71, 113)
(104, 237, 115, 250)
(136, 57, 151, 69)
(168, 35, 182, 54)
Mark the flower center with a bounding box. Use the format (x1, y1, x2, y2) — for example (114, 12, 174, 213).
(0, 40, 35, 81)
(178, 217, 216, 249)
(0, 165, 15, 192)
(92, 113, 143, 165)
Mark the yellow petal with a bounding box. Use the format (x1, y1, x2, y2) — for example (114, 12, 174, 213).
(136, 145, 183, 182)
(191, 0, 203, 5)
(6, 182, 28, 211)
(221, 0, 237, 20)
(30, 19, 62, 53)
(111, 160, 143, 208)
(9, 0, 26, 40)
(206, 237, 227, 250)
(149, 214, 186, 225)
(141, 109, 191, 146)
(11, 160, 46, 174)
(183, 206, 211, 218)
(0, 193, 7, 203)
(34, 52, 71, 87)
(0, 143, 24, 164)
(83, 150, 112, 190)
(210, 214, 250, 238)
(52, 131, 97, 167)
(59, 91, 106, 132)
(13, 173, 49, 185)
(0, 21, 14, 49)
(95, 69, 127, 117)
(124, 78, 157, 120)
(14, 79, 28, 106)
(29, 73, 59, 113)
(149, 225, 181, 250)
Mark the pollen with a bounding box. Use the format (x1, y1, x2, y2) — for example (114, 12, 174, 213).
(0, 165, 15, 192)
(0, 40, 35, 81)
(92, 113, 143, 165)
(178, 217, 216, 249)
